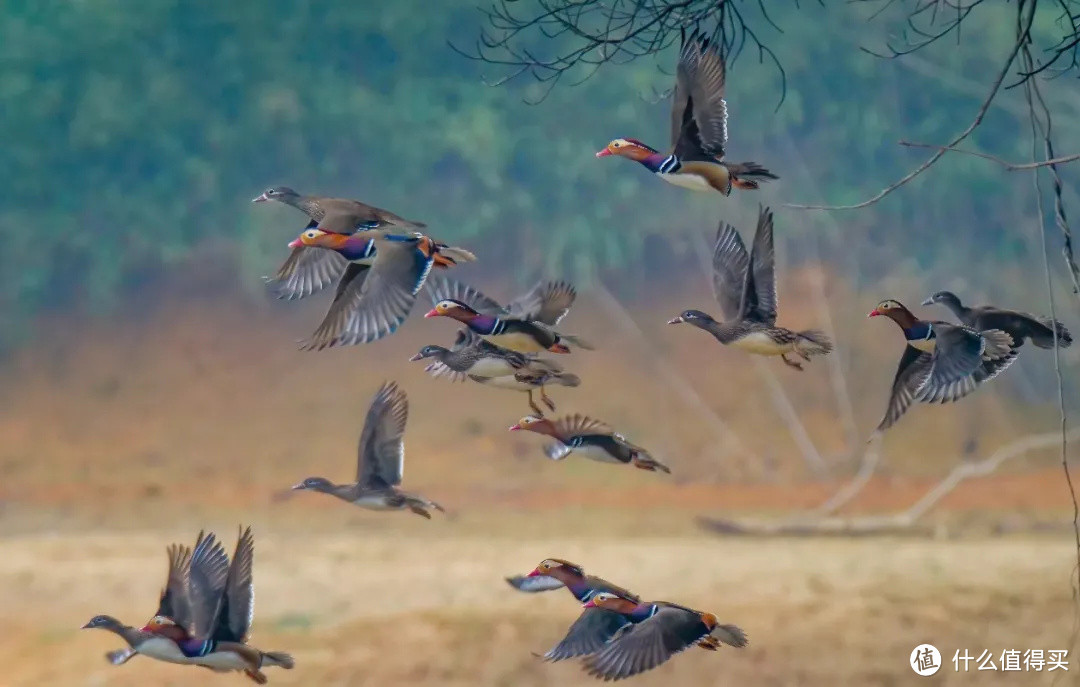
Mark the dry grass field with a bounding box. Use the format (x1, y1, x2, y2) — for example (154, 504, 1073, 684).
(1, 273, 1078, 686)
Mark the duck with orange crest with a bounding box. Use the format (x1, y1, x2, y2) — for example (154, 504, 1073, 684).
(510, 415, 669, 473)
(596, 30, 776, 195)
(425, 296, 592, 355)
(578, 592, 748, 681)
(286, 225, 475, 349)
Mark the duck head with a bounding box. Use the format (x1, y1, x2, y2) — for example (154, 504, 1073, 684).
(867, 299, 918, 328)
(424, 299, 479, 322)
(667, 309, 715, 326)
(509, 415, 556, 434)
(595, 138, 658, 161)
(288, 227, 348, 250)
(252, 186, 299, 203)
(921, 290, 962, 308)
(583, 591, 639, 613)
(528, 558, 585, 580)
(291, 477, 334, 493)
(410, 345, 449, 362)
(82, 614, 124, 632)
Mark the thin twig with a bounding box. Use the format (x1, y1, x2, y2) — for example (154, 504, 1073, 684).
(898, 141, 1080, 170)
(787, 0, 1036, 211)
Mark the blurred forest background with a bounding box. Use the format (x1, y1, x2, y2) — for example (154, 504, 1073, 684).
(3, 1, 1080, 685)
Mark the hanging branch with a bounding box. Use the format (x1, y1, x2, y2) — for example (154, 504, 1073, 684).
(896, 142, 1080, 170)
(452, 0, 790, 103)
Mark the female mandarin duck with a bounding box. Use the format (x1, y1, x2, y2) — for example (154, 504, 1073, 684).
(578, 592, 748, 681)
(291, 381, 444, 518)
(510, 415, 670, 473)
(142, 527, 294, 684)
(424, 277, 591, 354)
(668, 206, 832, 370)
(411, 329, 580, 416)
(288, 226, 475, 349)
(595, 31, 776, 195)
(253, 186, 426, 301)
(868, 299, 1019, 432)
(922, 290, 1072, 349)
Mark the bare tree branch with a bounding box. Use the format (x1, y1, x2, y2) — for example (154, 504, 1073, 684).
(698, 429, 1080, 537)
(898, 141, 1080, 170)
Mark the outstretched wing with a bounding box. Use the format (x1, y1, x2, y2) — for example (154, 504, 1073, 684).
(552, 414, 613, 440)
(746, 206, 777, 325)
(505, 574, 566, 593)
(506, 281, 577, 326)
(711, 223, 751, 321)
(266, 221, 348, 300)
(185, 531, 230, 640)
(209, 526, 255, 643)
(671, 31, 728, 160)
(425, 276, 503, 314)
(877, 345, 933, 432)
(541, 607, 632, 662)
(356, 382, 409, 488)
(581, 606, 712, 681)
(155, 543, 193, 628)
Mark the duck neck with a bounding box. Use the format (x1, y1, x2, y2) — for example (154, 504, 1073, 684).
(465, 313, 500, 335)
(108, 623, 152, 649)
(882, 307, 919, 331)
(280, 193, 322, 219)
(336, 235, 376, 262)
(693, 316, 737, 343)
(627, 603, 659, 621)
(939, 294, 970, 320)
(639, 152, 676, 173)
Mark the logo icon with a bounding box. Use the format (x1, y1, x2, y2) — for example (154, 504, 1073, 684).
(911, 644, 942, 676)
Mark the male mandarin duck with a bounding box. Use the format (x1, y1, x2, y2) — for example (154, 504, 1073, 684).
(411, 328, 580, 416)
(868, 299, 1019, 432)
(101, 541, 194, 666)
(668, 206, 832, 370)
(506, 559, 640, 603)
(922, 291, 1072, 349)
(253, 186, 425, 301)
(84, 530, 294, 683)
(510, 415, 670, 473)
(579, 592, 748, 681)
(424, 276, 590, 354)
(141, 527, 294, 684)
(595, 30, 776, 195)
(288, 227, 475, 349)
(291, 381, 444, 518)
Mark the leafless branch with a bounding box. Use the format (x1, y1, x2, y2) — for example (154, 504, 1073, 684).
(898, 141, 1080, 170)
(698, 429, 1080, 537)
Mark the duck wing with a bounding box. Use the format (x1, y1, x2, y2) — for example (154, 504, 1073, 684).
(745, 206, 778, 325)
(356, 381, 409, 488)
(426, 276, 504, 315)
(155, 543, 193, 624)
(877, 345, 933, 432)
(581, 605, 714, 680)
(298, 262, 373, 350)
(507, 281, 577, 326)
(917, 326, 1017, 403)
(266, 221, 348, 300)
(671, 31, 728, 161)
(317, 200, 426, 234)
(972, 308, 1071, 349)
(711, 222, 751, 321)
(552, 414, 613, 440)
(541, 607, 633, 662)
(504, 574, 567, 593)
(207, 526, 255, 643)
(185, 531, 231, 640)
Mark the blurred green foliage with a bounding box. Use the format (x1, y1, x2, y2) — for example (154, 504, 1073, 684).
(2, 1, 1077, 346)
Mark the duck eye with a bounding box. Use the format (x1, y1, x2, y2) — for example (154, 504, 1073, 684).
(613, 142, 621, 148)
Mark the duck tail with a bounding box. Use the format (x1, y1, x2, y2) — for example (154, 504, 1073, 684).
(260, 651, 295, 670)
(553, 372, 581, 387)
(980, 329, 1017, 360)
(712, 624, 749, 648)
(794, 329, 833, 357)
(244, 669, 269, 684)
(631, 450, 671, 474)
(723, 161, 778, 189)
(560, 333, 594, 351)
(432, 245, 477, 267)
(1032, 317, 1072, 349)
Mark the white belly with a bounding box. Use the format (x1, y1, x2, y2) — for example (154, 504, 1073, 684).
(192, 651, 251, 671)
(484, 331, 545, 353)
(478, 375, 532, 391)
(659, 172, 713, 192)
(467, 357, 519, 378)
(138, 637, 195, 665)
(730, 331, 792, 356)
(352, 494, 400, 510)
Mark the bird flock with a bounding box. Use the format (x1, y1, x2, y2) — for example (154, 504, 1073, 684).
(82, 30, 1072, 683)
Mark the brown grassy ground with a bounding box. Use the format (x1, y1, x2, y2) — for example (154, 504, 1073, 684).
(1, 270, 1077, 685)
